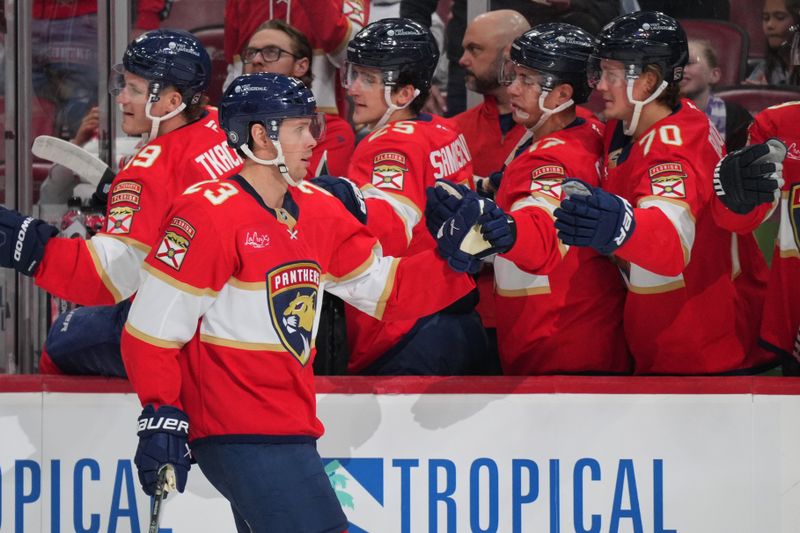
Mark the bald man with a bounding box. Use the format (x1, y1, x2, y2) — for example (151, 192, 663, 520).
(451, 10, 530, 183)
(447, 10, 529, 363)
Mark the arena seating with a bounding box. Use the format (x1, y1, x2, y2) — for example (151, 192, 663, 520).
(680, 19, 749, 86)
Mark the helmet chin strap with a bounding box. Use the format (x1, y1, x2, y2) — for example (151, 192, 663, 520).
(145, 99, 186, 141)
(623, 78, 667, 136)
(241, 142, 303, 189)
(531, 90, 574, 132)
(371, 86, 421, 131)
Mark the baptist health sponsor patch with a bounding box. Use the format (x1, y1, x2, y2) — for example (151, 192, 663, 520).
(530, 165, 565, 200)
(372, 152, 407, 190)
(267, 262, 322, 366)
(154, 217, 195, 271)
(648, 162, 686, 198)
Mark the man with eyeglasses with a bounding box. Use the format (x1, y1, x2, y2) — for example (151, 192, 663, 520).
(0, 30, 243, 376)
(223, 0, 369, 118)
(428, 23, 631, 375)
(241, 19, 355, 179)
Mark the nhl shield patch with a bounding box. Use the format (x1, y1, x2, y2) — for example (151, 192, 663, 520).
(267, 262, 322, 366)
(372, 152, 407, 190)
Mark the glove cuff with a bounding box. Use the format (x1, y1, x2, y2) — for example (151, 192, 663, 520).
(137, 405, 189, 438)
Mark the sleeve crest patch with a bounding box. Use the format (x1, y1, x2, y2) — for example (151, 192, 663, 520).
(372, 152, 407, 190)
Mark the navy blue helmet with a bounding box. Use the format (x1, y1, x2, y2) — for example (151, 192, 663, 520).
(590, 11, 688, 84)
(345, 18, 439, 90)
(507, 23, 595, 104)
(219, 73, 322, 150)
(122, 29, 211, 104)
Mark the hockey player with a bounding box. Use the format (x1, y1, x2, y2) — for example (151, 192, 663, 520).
(0, 30, 243, 376)
(712, 103, 798, 372)
(342, 18, 488, 374)
(552, 12, 776, 374)
(241, 19, 355, 178)
(120, 72, 476, 531)
(427, 24, 630, 374)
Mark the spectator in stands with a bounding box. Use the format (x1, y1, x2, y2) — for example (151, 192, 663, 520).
(33, 0, 171, 139)
(681, 39, 753, 151)
(400, 0, 619, 116)
(746, 0, 800, 85)
(241, 20, 355, 178)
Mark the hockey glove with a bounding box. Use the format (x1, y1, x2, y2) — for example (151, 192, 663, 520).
(714, 138, 787, 214)
(554, 179, 635, 255)
(435, 196, 516, 273)
(0, 206, 58, 276)
(134, 405, 191, 497)
(310, 175, 367, 224)
(424, 179, 472, 237)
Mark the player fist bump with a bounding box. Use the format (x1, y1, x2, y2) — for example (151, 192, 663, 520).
(134, 405, 191, 496)
(0, 206, 58, 276)
(554, 179, 635, 255)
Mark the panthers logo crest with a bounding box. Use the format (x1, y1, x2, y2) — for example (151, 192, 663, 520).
(267, 262, 322, 366)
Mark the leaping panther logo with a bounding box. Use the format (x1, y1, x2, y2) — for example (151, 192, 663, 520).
(282, 290, 317, 361)
(267, 262, 322, 366)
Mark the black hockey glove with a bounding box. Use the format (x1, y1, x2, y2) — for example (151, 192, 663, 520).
(714, 138, 786, 214)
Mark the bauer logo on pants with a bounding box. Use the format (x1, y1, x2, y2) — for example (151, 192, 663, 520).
(267, 262, 322, 366)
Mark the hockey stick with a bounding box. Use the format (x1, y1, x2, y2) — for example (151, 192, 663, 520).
(31, 135, 114, 187)
(148, 464, 176, 533)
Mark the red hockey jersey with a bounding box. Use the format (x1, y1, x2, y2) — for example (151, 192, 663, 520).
(494, 118, 630, 374)
(717, 101, 800, 359)
(35, 108, 243, 306)
(345, 114, 474, 372)
(121, 177, 474, 441)
(603, 99, 772, 374)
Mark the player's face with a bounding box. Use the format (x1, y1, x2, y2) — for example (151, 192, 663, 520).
(114, 71, 163, 135)
(279, 117, 318, 180)
(594, 59, 636, 122)
(346, 65, 388, 125)
(506, 64, 545, 127)
(460, 23, 502, 94)
(762, 0, 796, 50)
(242, 28, 308, 80)
(680, 42, 718, 100)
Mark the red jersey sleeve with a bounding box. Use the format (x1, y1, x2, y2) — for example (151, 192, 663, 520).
(122, 190, 234, 408)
